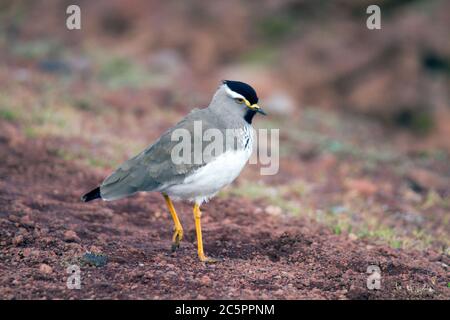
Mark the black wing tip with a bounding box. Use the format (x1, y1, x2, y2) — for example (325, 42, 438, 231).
(81, 187, 101, 202)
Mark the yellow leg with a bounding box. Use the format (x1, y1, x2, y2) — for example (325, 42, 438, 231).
(193, 203, 218, 263)
(163, 194, 183, 251)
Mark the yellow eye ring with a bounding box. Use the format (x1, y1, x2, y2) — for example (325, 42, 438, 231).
(235, 98, 245, 104)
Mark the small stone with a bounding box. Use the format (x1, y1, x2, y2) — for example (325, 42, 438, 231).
(260, 293, 269, 299)
(12, 235, 24, 246)
(20, 215, 34, 227)
(64, 230, 80, 243)
(348, 233, 358, 241)
(345, 178, 377, 196)
(200, 275, 211, 285)
(42, 236, 54, 244)
(39, 264, 53, 274)
(274, 289, 284, 295)
(166, 271, 177, 277)
(407, 168, 446, 191)
(265, 205, 282, 216)
(8, 215, 19, 222)
(89, 245, 102, 253)
(403, 188, 422, 203)
(22, 248, 32, 257)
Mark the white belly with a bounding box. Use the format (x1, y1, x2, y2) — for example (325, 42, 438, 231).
(163, 149, 251, 204)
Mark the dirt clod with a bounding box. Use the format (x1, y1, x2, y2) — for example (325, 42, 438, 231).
(20, 215, 34, 227)
(64, 230, 80, 243)
(39, 264, 53, 274)
(200, 275, 212, 286)
(12, 235, 24, 246)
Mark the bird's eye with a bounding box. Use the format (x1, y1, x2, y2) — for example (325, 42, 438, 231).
(235, 98, 244, 104)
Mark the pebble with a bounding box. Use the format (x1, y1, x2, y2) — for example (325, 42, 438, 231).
(64, 230, 80, 242)
(12, 235, 24, 246)
(42, 236, 54, 244)
(89, 245, 102, 253)
(274, 289, 284, 295)
(20, 215, 34, 227)
(200, 275, 211, 285)
(265, 205, 283, 216)
(407, 168, 446, 191)
(345, 178, 377, 196)
(166, 271, 177, 277)
(8, 215, 19, 222)
(348, 233, 358, 241)
(39, 264, 53, 274)
(22, 248, 32, 257)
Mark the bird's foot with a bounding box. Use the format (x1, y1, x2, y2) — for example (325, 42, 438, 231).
(171, 227, 183, 252)
(198, 253, 221, 263)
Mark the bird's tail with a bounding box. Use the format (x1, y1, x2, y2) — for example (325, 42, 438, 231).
(81, 187, 101, 202)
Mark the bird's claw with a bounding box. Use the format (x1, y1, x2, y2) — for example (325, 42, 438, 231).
(171, 228, 183, 252)
(198, 254, 221, 263)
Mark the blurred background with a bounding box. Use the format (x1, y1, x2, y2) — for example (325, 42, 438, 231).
(0, 0, 449, 252)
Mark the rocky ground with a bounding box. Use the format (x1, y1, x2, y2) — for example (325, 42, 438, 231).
(0, 123, 448, 299)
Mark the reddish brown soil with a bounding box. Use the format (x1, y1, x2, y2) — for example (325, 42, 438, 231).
(0, 127, 448, 300)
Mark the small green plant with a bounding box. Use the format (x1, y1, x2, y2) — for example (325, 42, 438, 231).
(81, 252, 108, 267)
(99, 56, 155, 88)
(258, 14, 297, 41)
(24, 126, 37, 138)
(0, 108, 18, 122)
(333, 225, 342, 235)
(11, 39, 63, 60)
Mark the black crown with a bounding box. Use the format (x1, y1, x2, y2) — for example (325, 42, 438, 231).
(223, 80, 259, 105)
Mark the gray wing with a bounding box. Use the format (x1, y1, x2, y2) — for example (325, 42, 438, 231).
(99, 108, 222, 200)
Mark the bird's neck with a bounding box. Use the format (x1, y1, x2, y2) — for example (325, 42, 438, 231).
(244, 109, 257, 124)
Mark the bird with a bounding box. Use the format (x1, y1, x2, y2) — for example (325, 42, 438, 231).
(81, 80, 266, 262)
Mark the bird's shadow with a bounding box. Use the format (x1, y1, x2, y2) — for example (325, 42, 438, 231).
(186, 229, 312, 262)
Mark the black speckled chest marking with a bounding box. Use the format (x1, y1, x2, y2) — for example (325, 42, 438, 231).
(243, 125, 253, 151)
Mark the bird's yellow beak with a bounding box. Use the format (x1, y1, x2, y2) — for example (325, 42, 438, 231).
(245, 101, 267, 115)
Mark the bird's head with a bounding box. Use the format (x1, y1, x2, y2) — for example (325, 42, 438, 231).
(209, 80, 267, 124)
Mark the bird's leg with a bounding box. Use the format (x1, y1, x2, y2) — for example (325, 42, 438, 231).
(163, 194, 183, 252)
(193, 203, 218, 263)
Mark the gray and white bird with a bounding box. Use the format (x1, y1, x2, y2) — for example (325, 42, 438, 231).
(82, 80, 266, 262)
